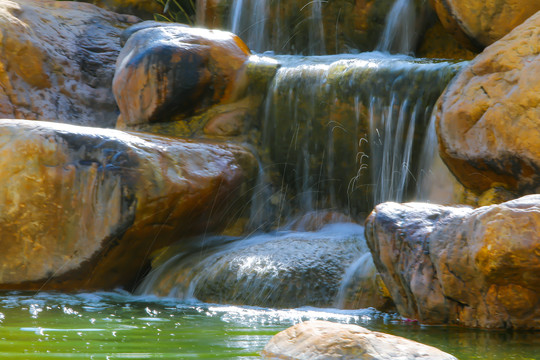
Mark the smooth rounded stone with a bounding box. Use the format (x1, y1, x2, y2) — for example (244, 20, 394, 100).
(138, 223, 391, 309)
(0, 119, 256, 291)
(113, 22, 252, 130)
(430, 0, 540, 49)
(436, 10, 540, 196)
(0, 0, 139, 127)
(366, 195, 540, 329)
(261, 320, 458, 360)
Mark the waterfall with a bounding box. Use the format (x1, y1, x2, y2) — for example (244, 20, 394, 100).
(229, 0, 268, 53)
(222, 0, 326, 54)
(376, 0, 418, 55)
(260, 54, 464, 217)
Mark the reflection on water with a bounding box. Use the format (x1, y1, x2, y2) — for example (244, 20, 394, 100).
(0, 291, 538, 359)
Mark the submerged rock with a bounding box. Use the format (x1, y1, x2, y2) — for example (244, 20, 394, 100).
(0, 119, 256, 291)
(366, 195, 540, 329)
(431, 0, 540, 49)
(436, 10, 540, 197)
(113, 22, 260, 136)
(261, 320, 458, 360)
(137, 223, 392, 309)
(0, 0, 139, 127)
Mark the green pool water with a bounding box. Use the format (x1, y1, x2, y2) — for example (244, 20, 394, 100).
(0, 291, 538, 359)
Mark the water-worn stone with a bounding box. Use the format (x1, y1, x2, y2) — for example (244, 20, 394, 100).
(113, 22, 252, 132)
(366, 195, 540, 329)
(436, 10, 540, 196)
(138, 223, 392, 309)
(0, 0, 139, 127)
(261, 320, 458, 360)
(430, 0, 540, 50)
(0, 119, 256, 291)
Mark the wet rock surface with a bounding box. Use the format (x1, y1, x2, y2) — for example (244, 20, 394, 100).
(138, 223, 392, 309)
(436, 10, 540, 196)
(430, 0, 540, 49)
(0, 0, 139, 127)
(261, 320, 458, 360)
(0, 119, 256, 291)
(113, 22, 252, 132)
(366, 195, 540, 329)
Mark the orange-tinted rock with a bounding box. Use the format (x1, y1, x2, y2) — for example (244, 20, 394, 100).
(261, 320, 458, 360)
(436, 11, 540, 195)
(416, 20, 477, 60)
(0, 119, 256, 291)
(366, 196, 540, 329)
(113, 22, 251, 129)
(0, 0, 139, 127)
(430, 0, 540, 49)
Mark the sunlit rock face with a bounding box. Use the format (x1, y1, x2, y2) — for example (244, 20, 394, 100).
(0, 120, 256, 291)
(366, 195, 540, 329)
(113, 22, 260, 137)
(261, 320, 458, 360)
(0, 0, 139, 127)
(430, 0, 540, 50)
(436, 11, 540, 197)
(137, 223, 393, 310)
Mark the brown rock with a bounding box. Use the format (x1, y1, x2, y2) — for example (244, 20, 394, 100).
(430, 0, 540, 49)
(366, 195, 540, 329)
(0, 119, 256, 291)
(113, 21, 251, 129)
(436, 10, 540, 196)
(91, 0, 163, 19)
(0, 0, 139, 127)
(261, 320, 458, 360)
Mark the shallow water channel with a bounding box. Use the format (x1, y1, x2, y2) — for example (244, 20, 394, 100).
(0, 292, 538, 359)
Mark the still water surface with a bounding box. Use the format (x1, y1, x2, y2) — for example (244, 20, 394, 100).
(0, 291, 538, 359)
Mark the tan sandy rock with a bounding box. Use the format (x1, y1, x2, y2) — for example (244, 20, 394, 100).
(261, 320, 457, 359)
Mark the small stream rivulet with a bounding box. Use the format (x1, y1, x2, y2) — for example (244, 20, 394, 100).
(6, 0, 540, 359)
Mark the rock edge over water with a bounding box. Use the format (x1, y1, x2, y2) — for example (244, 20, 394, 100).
(366, 195, 540, 329)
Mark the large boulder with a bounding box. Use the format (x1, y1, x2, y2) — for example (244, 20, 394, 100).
(261, 320, 458, 360)
(430, 0, 540, 50)
(113, 21, 260, 135)
(137, 223, 393, 309)
(0, 119, 256, 291)
(436, 10, 540, 197)
(366, 195, 540, 329)
(0, 0, 139, 127)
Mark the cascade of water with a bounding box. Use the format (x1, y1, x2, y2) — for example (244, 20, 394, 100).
(376, 0, 418, 55)
(136, 222, 372, 309)
(260, 54, 464, 217)
(308, 0, 326, 55)
(229, 0, 268, 53)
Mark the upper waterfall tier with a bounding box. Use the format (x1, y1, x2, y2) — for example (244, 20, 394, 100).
(257, 53, 465, 220)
